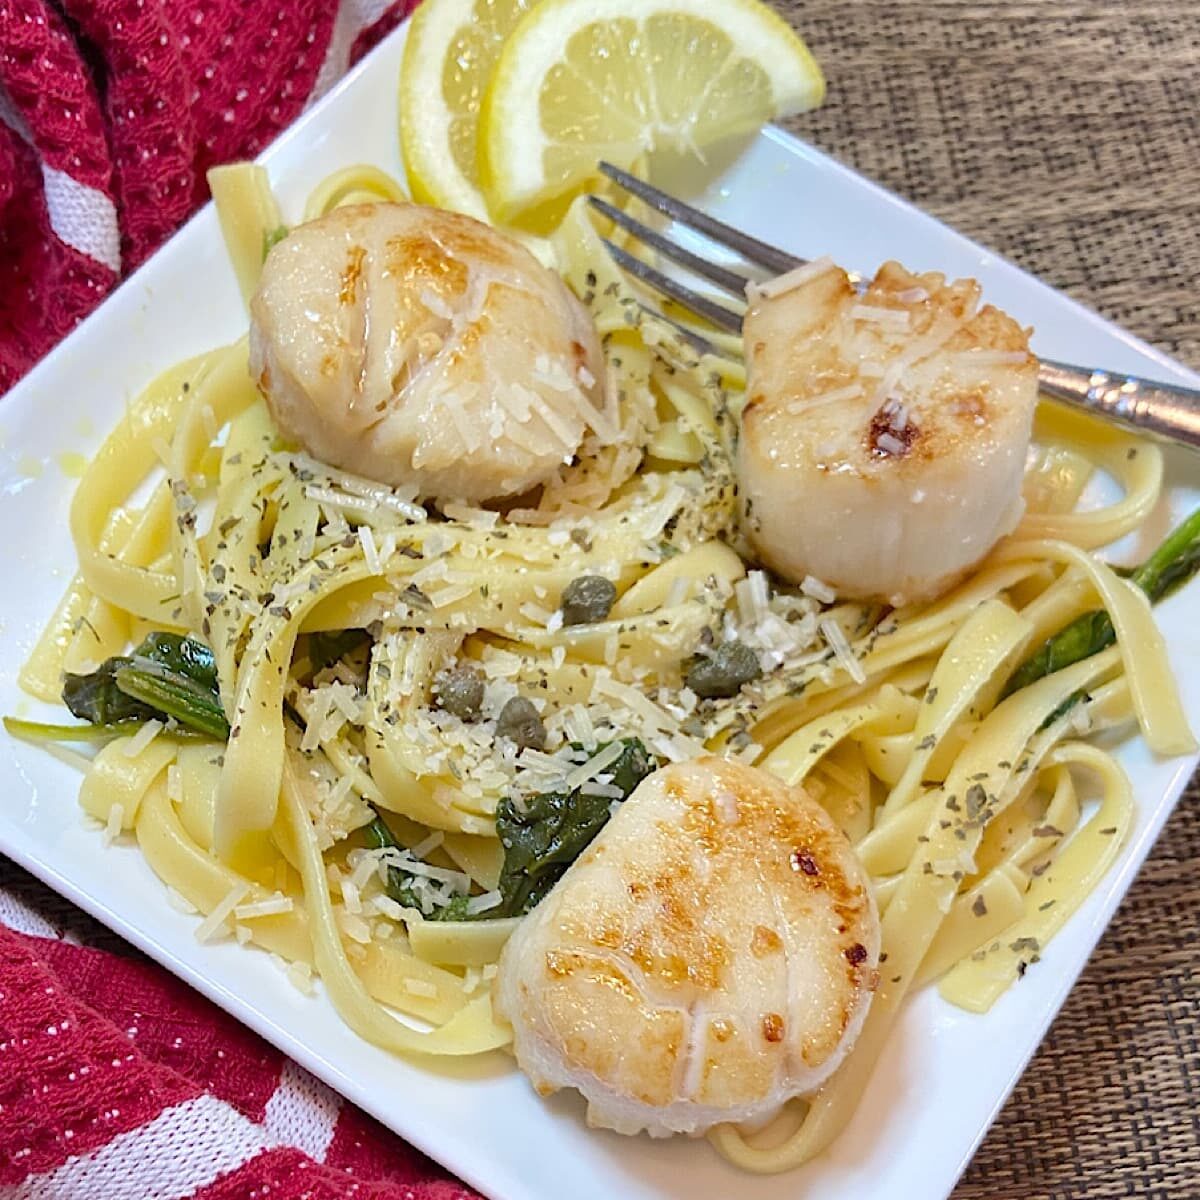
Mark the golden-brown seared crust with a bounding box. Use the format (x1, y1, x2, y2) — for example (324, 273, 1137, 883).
(737, 257, 1038, 604)
(496, 758, 881, 1135)
(249, 202, 606, 502)
(741, 260, 1035, 480)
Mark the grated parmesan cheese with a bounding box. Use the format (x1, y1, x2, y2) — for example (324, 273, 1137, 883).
(820, 617, 867, 685)
(358, 525, 380, 574)
(526, 386, 583, 451)
(379, 851, 470, 892)
(411, 558, 451, 589)
(338, 911, 373, 944)
(638, 483, 686, 540)
(404, 978, 439, 999)
(801, 575, 837, 604)
(438, 388, 484, 453)
(304, 481, 427, 524)
(561, 705, 597, 750)
(519, 601, 555, 627)
(408, 830, 445, 861)
(234, 895, 295, 920)
(373, 895, 407, 921)
(592, 674, 706, 761)
(850, 304, 911, 331)
(747, 255, 836, 301)
(287, 961, 315, 995)
(580, 780, 624, 799)
(122, 719, 163, 758)
(347, 848, 382, 892)
(873, 311, 968, 404)
(195, 882, 250, 944)
(465, 890, 503, 916)
(665, 576, 691, 608)
(564, 740, 625, 792)
(734, 740, 763, 765)
(441, 501, 500, 529)
(103, 803, 124, 846)
(428, 582, 475, 609)
(340, 879, 362, 914)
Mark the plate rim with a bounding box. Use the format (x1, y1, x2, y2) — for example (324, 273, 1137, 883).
(2, 20, 1198, 1200)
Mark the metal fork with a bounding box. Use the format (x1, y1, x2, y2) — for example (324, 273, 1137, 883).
(591, 162, 1200, 451)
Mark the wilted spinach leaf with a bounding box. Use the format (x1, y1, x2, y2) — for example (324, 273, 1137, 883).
(62, 661, 159, 727)
(307, 629, 371, 674)
(63, 633, 228, 739)
(364, 738, 656, 923)
(494, 737, 655, 918)
(361, 813, 474, 923)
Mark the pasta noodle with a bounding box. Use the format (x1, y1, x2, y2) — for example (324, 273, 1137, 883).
(11, 159, 1193, 1177)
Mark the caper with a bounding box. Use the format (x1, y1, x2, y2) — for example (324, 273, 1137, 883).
(560, 575, 617, 626)
(494, 696, 546, 751)
(435, 664, 485, 721)
(685, 640, 762, 699)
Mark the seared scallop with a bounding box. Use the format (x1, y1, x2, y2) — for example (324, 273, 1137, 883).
(495, 757, 880, 1138)
(738, 259, 1038, 605)
(249, 203, 607, 503)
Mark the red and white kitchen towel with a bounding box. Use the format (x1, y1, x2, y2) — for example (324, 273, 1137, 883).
(0, 888, 481, 1198)
(0, 0, 416, 394)
(2, 0, 488, 1194)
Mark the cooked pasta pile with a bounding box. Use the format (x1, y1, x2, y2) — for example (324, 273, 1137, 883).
(13, 163, 1194, 1173)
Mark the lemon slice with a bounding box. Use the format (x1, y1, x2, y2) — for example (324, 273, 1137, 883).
(479, 0, 825, 221)
(400, 0, 536, 219)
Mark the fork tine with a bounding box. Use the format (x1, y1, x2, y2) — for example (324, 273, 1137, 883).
(599, 161, 803, 276)
(588, 196, 751, 299)
(601, 239, 745, 334)
(634, 302, 730, 360)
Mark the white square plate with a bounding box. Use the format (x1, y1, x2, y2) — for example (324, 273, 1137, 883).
(1, 24, 1198, 1200)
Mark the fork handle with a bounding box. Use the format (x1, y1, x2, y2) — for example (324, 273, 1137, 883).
(1037, 359, 1200, 450)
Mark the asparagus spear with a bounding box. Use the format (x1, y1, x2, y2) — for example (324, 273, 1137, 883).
(4, 716, 145, 743)
(1002, 506, 1200, 698)
(3, 716, 208, 744)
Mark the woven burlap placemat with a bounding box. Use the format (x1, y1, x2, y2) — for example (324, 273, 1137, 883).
(776, 2, 1200, 1197)
(2, 2, 1196, 1196)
